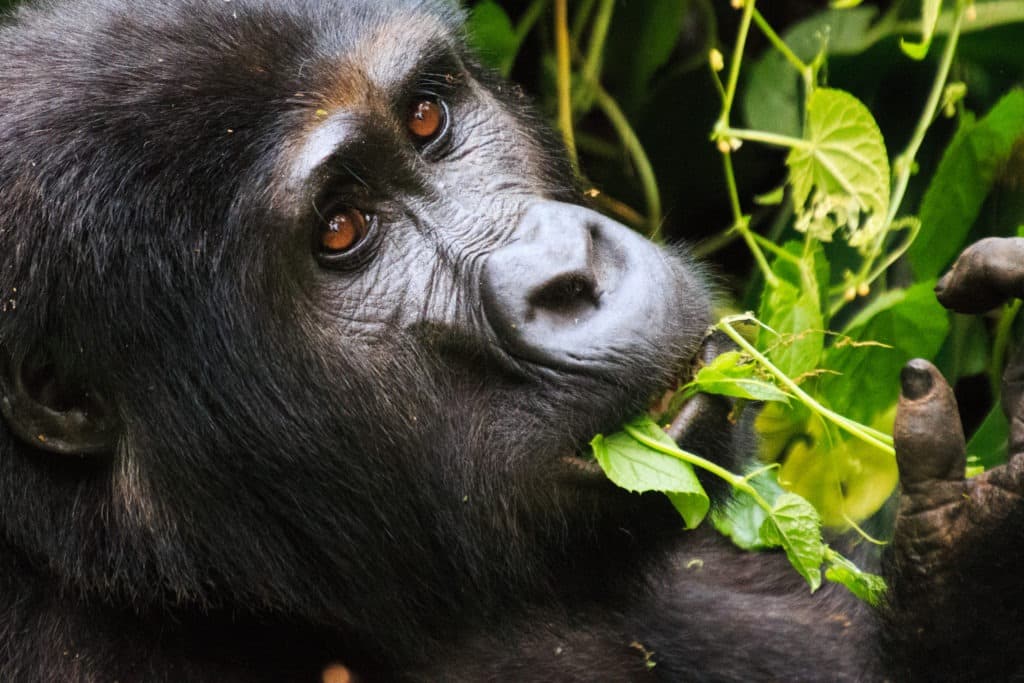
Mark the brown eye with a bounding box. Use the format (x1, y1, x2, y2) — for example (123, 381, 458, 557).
(407, 99, 445, 141)
(320, 208, 369, 254)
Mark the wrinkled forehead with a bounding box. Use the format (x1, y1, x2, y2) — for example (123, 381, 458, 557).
(349, 10, 459, 92)
(278, 0, 466, 188)
(299, 0, 462, 65)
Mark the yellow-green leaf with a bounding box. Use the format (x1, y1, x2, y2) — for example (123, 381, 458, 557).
(900, 0, 941, 60)
(787, 88, 890, 253)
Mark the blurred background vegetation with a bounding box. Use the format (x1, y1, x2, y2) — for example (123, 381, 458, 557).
(462, 0, 1024, 528)
(467, 0, 1023, 296)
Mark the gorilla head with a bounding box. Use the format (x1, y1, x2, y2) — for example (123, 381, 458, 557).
(0, 0, 728, 675)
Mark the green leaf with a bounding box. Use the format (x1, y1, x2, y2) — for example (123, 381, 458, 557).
(824, 550, 887, 605)
(934, 314, 991, 384)
(759, 493, 825, 591)
(900, 0, 941, 59)
(821, 281, 949, 425)
(909, 90, 1024, 279)
(777, 412, 898, 528)
(967, 404, 1010, 470)
(684, 351, 791, 404)
(757, 242, 828, 378)
(712, 468, 786, 551)
(466, 1, 519, 76)
(742, 7, 881, 137)
(591, 418, 709, 529)
(787, 88, 890, 252)
(754, 185, 786, 206)
(604, 0, 689, 104)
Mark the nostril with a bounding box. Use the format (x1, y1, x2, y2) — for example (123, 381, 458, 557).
(527, 271, 598, 315)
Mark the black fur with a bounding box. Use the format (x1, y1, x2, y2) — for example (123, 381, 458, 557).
(0, 1, 1010, 681)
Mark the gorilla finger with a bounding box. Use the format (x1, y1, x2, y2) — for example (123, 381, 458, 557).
(894, 359, 966, 490)
(935, 237, 1024, 314)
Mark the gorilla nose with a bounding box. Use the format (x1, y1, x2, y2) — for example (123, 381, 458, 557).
(521, 218, 600, 319)
(481, 201, 671, 370)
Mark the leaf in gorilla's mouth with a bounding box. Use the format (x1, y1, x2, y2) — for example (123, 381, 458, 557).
(563, 333, 728, 478)
(648, 331, 731, 436)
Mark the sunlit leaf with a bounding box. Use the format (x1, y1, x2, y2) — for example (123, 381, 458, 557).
(787, 88, 890, 253)
(758, 243, 828, 378)
(777, 411, 897, 528)
(684, 351, 791, 404)
(760, 493, 825, 591)
(591, 418, 709, 529)
(822, 281, 949, 425)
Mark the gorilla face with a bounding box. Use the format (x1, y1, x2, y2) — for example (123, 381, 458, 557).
(0, 0, 720, 666)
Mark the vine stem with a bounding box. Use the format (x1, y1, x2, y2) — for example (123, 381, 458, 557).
(514, 0, 548, 45)
(571, 0, 597, 37)
(829, 219, 921, 316)
(722, 154, 777, 286)
(592, 86, 662, 239)
(719, 0, 757, 122)
(717, 317, 895, 454)
(581, 0, 615, 89)
(554, 0, 578, 171)
(719, 126, 811, 150)
(623, 424, 766, 502)
(713, 1, 778, 286)
(855, 0, 967, 288)
(991, 299, 1022, 397)
(887, 1, 966, 225)
(751, 8, 808, 75)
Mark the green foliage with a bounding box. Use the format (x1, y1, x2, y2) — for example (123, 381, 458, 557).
(757, 242, 827, 378)
(594, 416, 885, 601)
(786, 88, 891, 252)
(467, 0, 1024, 602)
(759, 493, 825, 590)
(591, 418, 709, 529)
(466, 1, 519, 76)
(682, 351, 791, 404)
(821, 282, 949, 425)
(712, 466, 786, 550)
(742, 7, 882, 137)
(824, 550, 887, 606)
(900, 0, 942, 59)
(967, 403, 1010, 470)
(909, 90, 1024, 279)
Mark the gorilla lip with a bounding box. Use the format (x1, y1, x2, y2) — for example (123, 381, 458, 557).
(568, 331, 728, 476)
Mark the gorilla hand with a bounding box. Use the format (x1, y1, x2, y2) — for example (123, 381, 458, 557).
(883, 237, 1024, 679)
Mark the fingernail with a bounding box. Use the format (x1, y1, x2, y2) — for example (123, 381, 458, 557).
(934, 272, 949, 297)
(901, 359, 934, 400)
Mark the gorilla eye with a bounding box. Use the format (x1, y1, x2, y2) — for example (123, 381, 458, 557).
(406, 99, 448, 145)
(320, 208, 369, 255)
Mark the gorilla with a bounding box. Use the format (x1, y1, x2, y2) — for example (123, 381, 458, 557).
(0, 0, 1022, 681)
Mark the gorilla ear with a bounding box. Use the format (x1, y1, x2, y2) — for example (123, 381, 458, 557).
(0, 351, 120, 456)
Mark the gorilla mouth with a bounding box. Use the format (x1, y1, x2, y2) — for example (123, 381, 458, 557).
(661, 331, 732, 441)
(563, 331, 730, 478)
